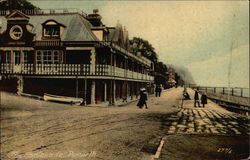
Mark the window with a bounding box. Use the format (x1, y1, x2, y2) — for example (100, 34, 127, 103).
(37, 51, 42, 64)
(36, 50, 61, 64)
(14, 51, 21, 64)
(44, 25, 60, 37)
(54, 51, 59, 64)
(23, 51, 28, 63)
(6, 51, 11, 63)
(42, 20, 65, 39)
(43, 51, 52, 64)
(9, 25, 23, 40)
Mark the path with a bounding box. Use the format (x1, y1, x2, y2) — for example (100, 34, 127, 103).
(157, 88, 249, 160)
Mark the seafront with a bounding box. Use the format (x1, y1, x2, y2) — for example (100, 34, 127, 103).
(1, 88, 249, 160)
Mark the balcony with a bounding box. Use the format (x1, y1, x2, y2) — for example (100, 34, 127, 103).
(0, 63, 154, 81)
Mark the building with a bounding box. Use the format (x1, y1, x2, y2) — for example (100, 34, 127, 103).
(167, 67, 176, 87)
(0, 9, 154, 105)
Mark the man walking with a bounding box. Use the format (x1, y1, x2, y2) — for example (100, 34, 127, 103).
(155, 85, 160, 97)
(194, 89, 200, 107)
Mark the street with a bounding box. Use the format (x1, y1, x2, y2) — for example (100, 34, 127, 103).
(0, 88, 249, 160)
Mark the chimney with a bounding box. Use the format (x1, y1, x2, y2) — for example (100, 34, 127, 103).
(86, 9, 103, 27)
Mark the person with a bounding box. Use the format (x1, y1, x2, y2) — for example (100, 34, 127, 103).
(201, 92, 207, 108)
(155, 85, 159, 97)
(158, 85, 162, 97)
(155, 85, 162, 97)
(137, 88, 148, 109)
(182, 88, 191, 100)
(183, 91, 191, 100)
(194, 89, 200, 107)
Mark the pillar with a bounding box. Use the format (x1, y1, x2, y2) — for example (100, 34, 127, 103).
(91, 80, 96, 105)
(84, 79, 87, 105)
(17, 76, 23, 95)
(90, 48, 96, 75)
(113, 80, 116, 104)
(104, 81, 107, 102)
(76, 77, 78, 98)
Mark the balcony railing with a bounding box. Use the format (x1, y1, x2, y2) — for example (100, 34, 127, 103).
(0, 63, 154, 81)
(0, 9, 87, 17)
(35, 40, 63, 47)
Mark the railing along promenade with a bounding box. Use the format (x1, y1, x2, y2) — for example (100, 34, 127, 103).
(193, 86, 250, 114)
(0, 63, 154, 81)
(197, 86, 249, 98)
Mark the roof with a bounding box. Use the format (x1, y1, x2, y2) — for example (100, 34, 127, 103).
(0, 13, 99, 41)
(108, 23, 129, 49)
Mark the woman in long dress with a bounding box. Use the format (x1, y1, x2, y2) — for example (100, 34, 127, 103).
(201, 92, 207, 108)
(137, 88, 148, 109)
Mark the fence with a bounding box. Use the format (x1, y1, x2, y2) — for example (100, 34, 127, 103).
(0, 63, 154, 81)
(197, 87, 249, 98)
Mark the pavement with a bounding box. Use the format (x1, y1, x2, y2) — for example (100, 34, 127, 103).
(157, 88, 250, 160)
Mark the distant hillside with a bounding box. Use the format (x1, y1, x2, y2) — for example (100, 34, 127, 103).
(172, 65, 195, 85)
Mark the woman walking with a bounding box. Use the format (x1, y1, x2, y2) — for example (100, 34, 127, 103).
(201, 92, 207, 108)
(137, 88, 148, 109)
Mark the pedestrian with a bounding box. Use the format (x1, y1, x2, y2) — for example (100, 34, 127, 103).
(155, 85, 160, 97)
(201, 92, 207, 108)
(183, 89, 191, 100)
(137, 88, 148, 109)
(194, 89, 200, 107)
(158, 85, 162, 97)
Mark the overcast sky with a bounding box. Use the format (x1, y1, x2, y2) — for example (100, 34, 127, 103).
(28, 0, 249, 88)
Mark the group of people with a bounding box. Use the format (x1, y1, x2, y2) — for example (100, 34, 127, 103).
(194, 89, 207, 108)
(183, 88, 207, 107)
(155, 85, 162, 97)
(137, 86, 208, 109)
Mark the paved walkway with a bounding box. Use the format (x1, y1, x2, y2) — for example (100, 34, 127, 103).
(165, 89, 249, 135)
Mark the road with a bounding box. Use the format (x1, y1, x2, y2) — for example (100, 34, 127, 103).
(1, 88, 181, 160)
(0, 88, 249, 160)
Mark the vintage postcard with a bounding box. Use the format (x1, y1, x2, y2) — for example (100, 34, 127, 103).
(0, 0, 249, 159)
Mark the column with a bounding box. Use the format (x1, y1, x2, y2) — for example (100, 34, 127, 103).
(84, 79, 87, 105)
(76, 77, 78, 98)
(131, 82, 134, 100)
(104, 81, 107, 102)
(91, 80, 96, 105)
(127, 81, 129, 100)
(113, 80, 116, 104)
(17, 76, 23, 95)
(90, 48, 96, 75)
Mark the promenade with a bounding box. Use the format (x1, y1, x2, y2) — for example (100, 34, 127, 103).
(158, 88, 249, 160)
(166, 88, 249, 135)
(0, 88, 249, 160)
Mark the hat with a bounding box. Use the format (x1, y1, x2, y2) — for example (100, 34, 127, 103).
(140, 88, 146, 91)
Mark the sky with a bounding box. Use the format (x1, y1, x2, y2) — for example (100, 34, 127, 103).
(28, 0, 249, 88)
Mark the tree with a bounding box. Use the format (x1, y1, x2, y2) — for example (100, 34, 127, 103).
(129, 37, 172, 87)
(129, 37, 158, 63)
(0, 0, 38, 10)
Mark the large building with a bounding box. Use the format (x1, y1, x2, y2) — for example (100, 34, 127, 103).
(0, 9, 154, 105)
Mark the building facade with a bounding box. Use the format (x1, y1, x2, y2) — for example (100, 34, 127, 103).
(0, 9, 154, 105)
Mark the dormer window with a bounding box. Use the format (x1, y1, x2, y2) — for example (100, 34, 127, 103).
(42, 20, 65, 39)
(44, 25, 60, 37)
